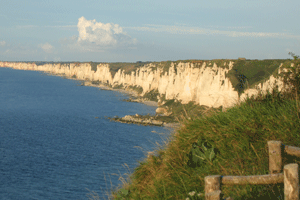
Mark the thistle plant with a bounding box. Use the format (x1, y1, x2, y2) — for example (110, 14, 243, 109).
(187, 138, 218, 167)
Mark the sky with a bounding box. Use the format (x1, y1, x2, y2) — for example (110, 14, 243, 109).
(0, 0, 299, 62)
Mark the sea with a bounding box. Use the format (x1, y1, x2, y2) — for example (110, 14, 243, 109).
(0, 67, 172, 200)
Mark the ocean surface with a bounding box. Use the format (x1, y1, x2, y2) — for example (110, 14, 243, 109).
(0, 67, 172, 200)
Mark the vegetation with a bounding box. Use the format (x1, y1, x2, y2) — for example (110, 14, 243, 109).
(158, 61, 173, 74)
(107, 62, 152, 78)
(225, 59, 290, 95)
(91, 81, 101, 85)
(211, 59, 232, 69)
(157, 99, 222, 123)
(85, 53, 300, 200)
(143, 89, 160, 101)
(112, 84, 124, 89)
(34, 61, 76, 66)
(127, 85, 143, 95)
(90, 62, 98, 72)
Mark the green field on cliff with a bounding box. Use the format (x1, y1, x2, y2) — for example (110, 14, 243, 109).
(86, 55, 300, 200)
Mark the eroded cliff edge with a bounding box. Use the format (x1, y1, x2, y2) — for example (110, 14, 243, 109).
(0, 59, 294, 111)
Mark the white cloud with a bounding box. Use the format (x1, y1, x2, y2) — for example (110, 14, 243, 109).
(77, 16, 136, 47)
(126, 24, 298, 38)
(0, 41, 6, 46)
(39, 42, 54, 53)
(60, 17, 137, 53)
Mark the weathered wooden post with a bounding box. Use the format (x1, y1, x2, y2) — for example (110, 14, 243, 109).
(205, 175, 221, 200)
(284, 163, 299, 200)
(268, 140, 283, 174)
(206, 190, 222, 200)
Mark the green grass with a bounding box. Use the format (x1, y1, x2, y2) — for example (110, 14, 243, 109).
(90, 62, 98, 72)
(89, 90, 300, 200)
(87, 56, 300, 200)
(107, 62, 153, 78)
(156, 99, 222, 123)
(225, 59, 290, 95)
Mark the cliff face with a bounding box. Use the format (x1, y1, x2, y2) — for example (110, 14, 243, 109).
(0, 61, 290, 109)
(112, 62, 239, 108)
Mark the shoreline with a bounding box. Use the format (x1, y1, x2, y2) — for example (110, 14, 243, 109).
(1, 66, 182, 128)
(83, 81, 159, 107)
(50, 73, 178, 127)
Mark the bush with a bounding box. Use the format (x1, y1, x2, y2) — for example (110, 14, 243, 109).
(90, 62, 98, 72)
(143, 89, 159, 101)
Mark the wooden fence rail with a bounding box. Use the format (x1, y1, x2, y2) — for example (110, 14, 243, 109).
(205, 140, 300, 200)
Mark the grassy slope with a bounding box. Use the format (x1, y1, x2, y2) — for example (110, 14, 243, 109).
(100, 93, 299, 200)
(225, 59, 290, 95)
(85, 58, 299, 200)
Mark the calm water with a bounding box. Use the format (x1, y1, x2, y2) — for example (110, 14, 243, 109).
(0, 67, 171, 200)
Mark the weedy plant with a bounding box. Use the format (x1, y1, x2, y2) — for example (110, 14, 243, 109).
(187, 139, 218, 168)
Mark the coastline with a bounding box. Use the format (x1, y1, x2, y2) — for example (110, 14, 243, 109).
(56, 75, 177, 127)
(83, 80, 158, 107)
(1, 59, 298, 199)
(1, 66, 215, 129)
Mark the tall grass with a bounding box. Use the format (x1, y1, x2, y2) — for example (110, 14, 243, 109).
(88, 55, 300, 200)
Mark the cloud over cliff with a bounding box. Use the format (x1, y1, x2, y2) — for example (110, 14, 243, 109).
(76, 16, 136, 48)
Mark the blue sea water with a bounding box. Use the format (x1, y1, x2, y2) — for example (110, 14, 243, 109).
(0, 67, 172, 200)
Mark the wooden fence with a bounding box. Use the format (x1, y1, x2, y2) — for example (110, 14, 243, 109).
(205, 141, 300, 200)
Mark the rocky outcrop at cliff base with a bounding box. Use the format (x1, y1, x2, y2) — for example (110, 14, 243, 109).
(108, 115, 165, 126)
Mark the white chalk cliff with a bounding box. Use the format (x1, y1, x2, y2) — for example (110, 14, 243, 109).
(0, 61, 292, 109)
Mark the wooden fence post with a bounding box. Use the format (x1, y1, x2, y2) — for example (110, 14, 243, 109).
(206, 190, 222, 200)
(203, 141, 300, 200)
(205, 175, 221, 200)
(284, 163, 299, 200)
(268, 140, 283, 174)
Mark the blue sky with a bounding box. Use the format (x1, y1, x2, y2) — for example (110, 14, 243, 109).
(0, 0, 299, 62)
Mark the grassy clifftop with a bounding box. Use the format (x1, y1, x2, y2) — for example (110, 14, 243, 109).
(88, 55, 300, 200)
(225, 59, 290, 95)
